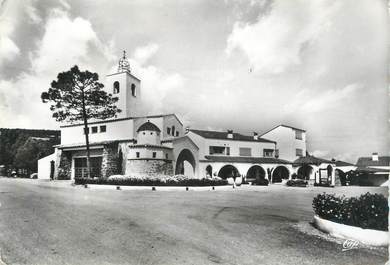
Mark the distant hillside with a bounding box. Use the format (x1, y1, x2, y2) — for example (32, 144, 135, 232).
(0, 128, 60, 175)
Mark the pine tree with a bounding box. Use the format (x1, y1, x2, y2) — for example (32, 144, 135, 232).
(41, 65, 121, 178)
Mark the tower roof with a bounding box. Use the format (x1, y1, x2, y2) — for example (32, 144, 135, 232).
(137, 121, 161, 132)
(118, 50, 131, 73)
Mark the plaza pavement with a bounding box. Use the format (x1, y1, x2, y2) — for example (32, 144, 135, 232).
(0, 178, 387, 265)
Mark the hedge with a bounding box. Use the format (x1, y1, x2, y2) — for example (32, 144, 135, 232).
(75, 175, 228, 186)
(312, 192, 388, 231)
(286, 179, 307, 187)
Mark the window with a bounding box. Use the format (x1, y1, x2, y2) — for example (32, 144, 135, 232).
(152, 152, 156, 158)
(239, 147, 251, 156)
(209, 146, 229, 155)
(136, 152, 140, 158)
(113, 81, 120, 94)
(100, 125, 106, 133)
(165, 153, 168, 159)
(167, 127, 171, 135)
(91, 126, 98, 134)
(295, 130, 303, 140)
(176, 131, 179, 137)
(172, 126, 175, 136)
(150, 132, 153, 135)
(83, 127, 89, 134)
(263, 149, 274, 157)
(296, 149, 303, 157)
(131, 84, 136, 97)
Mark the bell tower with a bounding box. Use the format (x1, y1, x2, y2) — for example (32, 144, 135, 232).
(105, 51, 141, 118)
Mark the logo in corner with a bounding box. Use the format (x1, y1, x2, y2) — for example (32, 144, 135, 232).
(342, 239, 359, 251)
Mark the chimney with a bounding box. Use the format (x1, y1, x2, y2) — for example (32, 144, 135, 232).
(227, 130, 233, 139)
(253, 132, 258, 140)
(372, 152, 379, 161)
(185, 126, 190, 134)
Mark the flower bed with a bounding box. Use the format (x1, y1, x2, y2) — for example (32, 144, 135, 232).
(312, 192, 388, 231)
(74, 175, 228, 186)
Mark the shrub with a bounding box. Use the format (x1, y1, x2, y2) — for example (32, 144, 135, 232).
(255, 178, 269, 186)
(75, 175, 228, 186)
(312, 192, 388, 231)
(286, 179, 307, 187)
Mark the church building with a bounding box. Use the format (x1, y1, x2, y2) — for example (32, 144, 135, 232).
(38, 51, 339, 185)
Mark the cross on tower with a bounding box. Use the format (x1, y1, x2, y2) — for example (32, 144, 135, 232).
(118, 50, 131, 73)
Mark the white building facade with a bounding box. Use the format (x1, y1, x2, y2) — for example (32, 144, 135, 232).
(38, 52, 308, 183)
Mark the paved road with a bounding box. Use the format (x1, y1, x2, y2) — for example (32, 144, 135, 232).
(0, 178, 387, 265)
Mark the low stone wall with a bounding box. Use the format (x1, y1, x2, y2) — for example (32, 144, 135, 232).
(101, 143, 119, 178)
(126, 159, 173, 176)
(57, 150, 71, 180)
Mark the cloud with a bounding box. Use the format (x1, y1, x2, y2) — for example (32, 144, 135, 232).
(133, 43, 159, 66)
(312, 150, 330, 158)
(0, 8, 112, 129)
(226, 0, 339, 74)
(0, 10, 20, 66)
(128, 53, 185, 115)
(283, 83, 361, 114)
(0, 35, 20, 63)
(32, 9, 99, 75)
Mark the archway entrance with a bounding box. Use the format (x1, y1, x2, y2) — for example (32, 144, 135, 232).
(206, 165, 212, 177)
(246, 165, 266, 183)
(175, 149, 196, 177)
(272, 166, 289, 183)
(218, 165, 240, 180)
(335, 169, 346, 186)
(297, 165, 313, 180)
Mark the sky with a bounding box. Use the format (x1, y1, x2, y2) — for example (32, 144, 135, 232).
(0, 0, 388, 163)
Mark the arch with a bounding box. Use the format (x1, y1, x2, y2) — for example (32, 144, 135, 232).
(327, 165, 333, 177)
(113, 81, 120, 94)
(335, 169, 346, 186)
(206, 165, 212, 177)
(175, 149, 196, 177)
(218, 165, 240, 180)
(246, 165, 266, 183)
(272, 166, 289, 183)
(297, 165, 313, 180)
(131, 83, 136, 97)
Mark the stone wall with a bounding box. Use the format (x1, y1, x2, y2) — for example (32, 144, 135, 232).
(126, 159, 173, 176)
(57, 150, 72, 180)
(101, 143, 120, 178)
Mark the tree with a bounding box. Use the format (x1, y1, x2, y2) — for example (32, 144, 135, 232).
(14, 137, 54, 174)
(41, 65, 121, 178)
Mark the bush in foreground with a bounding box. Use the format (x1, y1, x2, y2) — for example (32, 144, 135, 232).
(75, 175, 228, 186)
(312, 192, 388, 231)
(286, 179, 308, 187)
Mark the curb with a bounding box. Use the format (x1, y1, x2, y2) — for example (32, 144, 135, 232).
(77, 184, 234, 191)
(313, 215, 389, 247)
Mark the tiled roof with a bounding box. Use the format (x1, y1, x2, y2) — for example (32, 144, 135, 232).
(293, 156, 333, 166)
(356, 156, 390, 167)
(203, 155, 291, 164)
(334, 160, 355, 167)
(128, 144, 172, 149)
(355, 166, 390, 173)
(190, 129, 275, 143)
(137, 121, 161, 132)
